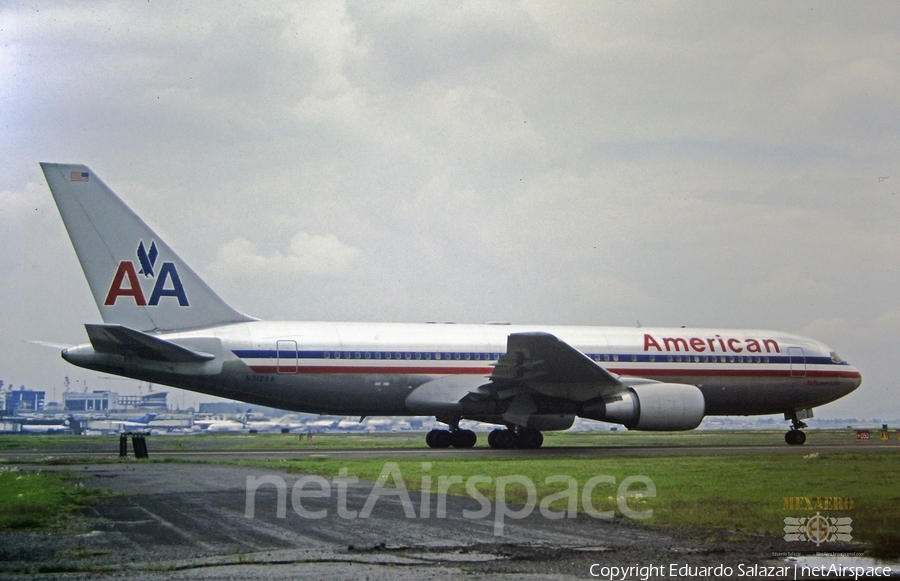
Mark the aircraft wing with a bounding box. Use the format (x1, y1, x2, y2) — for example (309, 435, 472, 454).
(448, 332, 619, 415)
(489, 332, 621, 400)
(491, 332, 620, 391)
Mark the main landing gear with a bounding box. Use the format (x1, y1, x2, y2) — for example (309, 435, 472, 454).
(487, 427, 544, 449)
(425, 427, 477, 449)
(785, 412, 808, 445)
(424, 426, 545, 449)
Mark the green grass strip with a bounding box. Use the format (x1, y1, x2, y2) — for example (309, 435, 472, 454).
(0, 468, 111, 531)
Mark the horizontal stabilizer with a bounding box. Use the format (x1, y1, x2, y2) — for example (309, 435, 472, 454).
(28, 340, 75, 350)
(85, 324, 215, 363)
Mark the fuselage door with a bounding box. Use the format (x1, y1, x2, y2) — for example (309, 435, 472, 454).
(277, 339, 298, 374)
(788, 346, 806, 378)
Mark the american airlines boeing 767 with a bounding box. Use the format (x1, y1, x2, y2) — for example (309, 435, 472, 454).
(40, 163, 861, 448)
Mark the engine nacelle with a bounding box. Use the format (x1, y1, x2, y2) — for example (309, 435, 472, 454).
(582, 383, 705, 431)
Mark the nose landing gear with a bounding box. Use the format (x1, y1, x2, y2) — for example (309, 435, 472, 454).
(785, 429, 806, 445)
(784, 411, 808, 445)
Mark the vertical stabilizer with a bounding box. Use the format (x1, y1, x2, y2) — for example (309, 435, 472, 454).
(41, 163, 254, 332)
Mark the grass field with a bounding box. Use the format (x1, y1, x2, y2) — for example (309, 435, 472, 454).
(0, 467, 111, 531)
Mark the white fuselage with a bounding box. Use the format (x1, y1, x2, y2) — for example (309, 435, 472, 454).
(65, 320, 861, 421)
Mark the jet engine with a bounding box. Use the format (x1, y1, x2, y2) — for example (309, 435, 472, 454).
(581, 383, 705, 431)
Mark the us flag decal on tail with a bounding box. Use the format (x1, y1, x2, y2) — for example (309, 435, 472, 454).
(70, 171, 89, 182)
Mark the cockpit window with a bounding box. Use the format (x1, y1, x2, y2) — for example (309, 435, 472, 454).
(830, 351, 844, 363)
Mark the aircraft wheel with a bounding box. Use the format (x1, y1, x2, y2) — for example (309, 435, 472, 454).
(785, 430, 806, 445)
(489, 428, 516, 449)
(425, 429, 438, 448)
(516, 429, 544, 449)
(432, 429, 452, 448)
(451, 429, 477, 448)
(498, 429, 516, 449)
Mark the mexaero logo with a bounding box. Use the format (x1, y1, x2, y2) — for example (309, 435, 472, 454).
(103, 241, 189, 307)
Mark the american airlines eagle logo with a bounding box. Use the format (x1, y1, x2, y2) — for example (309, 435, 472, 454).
(103, 241, 189, 307)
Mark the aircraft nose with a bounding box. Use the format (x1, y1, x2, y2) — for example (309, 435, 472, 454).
(842, 364, 863, 396)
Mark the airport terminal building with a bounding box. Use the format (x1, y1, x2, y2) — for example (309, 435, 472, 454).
(63, 390, 169, 412)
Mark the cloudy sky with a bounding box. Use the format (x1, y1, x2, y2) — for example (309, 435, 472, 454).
(2, 2, 898, 418)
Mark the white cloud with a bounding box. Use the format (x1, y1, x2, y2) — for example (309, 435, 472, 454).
(3, 1, 899, 417)
(211, 232, 360, 279)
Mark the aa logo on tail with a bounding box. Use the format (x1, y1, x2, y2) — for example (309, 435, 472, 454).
(104, 241, 189, 307)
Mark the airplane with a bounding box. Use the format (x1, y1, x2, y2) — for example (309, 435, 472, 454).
(306, 418, 341, 432)
(244, 414, 306, 433)
(109, 412, 158, 431)
(19, 421, 71, 434)
(205, 418, 249, 433)
(39, 163, 862, 448)
(197, 410, 251, 432)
